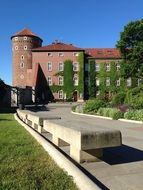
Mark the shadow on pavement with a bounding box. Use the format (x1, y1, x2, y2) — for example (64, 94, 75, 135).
(102, 144, 143, 165)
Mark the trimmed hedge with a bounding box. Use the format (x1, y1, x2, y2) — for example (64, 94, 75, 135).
(83, 99, 106, 114)
(124, 109, 143, 121)
(97, 108, 124, 120)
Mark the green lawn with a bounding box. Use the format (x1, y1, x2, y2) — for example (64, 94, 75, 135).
(0, 114, 78, 190)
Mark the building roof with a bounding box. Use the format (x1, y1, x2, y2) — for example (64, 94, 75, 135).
(85, 48, 121, 59)
(11, 28, 42, 41)
(32, 41, 84, 52)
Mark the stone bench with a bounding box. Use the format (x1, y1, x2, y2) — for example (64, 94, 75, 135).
(43, 120, 122, 163)
(17, 109, 61, 133)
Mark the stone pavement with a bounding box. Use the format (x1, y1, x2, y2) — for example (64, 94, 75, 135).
(31, 103, 143, 190)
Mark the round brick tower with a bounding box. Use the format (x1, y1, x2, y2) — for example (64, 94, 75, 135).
(11, 28, 43, 87)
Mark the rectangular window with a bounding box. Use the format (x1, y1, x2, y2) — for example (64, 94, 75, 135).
(116, 62, 120, 71)
(58, 90, 63, 99)
(73, 52, 79, 57)
(95, 63, 100, 71)
(47, 62, 52, 71)
(138, 78, 142, 86)
(59, 62, 64, 71)
(96, 90, 100, 96)
(116, 79, 120, 86)
(48, 52, 53, 56)
(96, 78, 100, 86)
(126, 78, 131, 86)
(106, 77, 110, 86)
(58, 76, 63, 86)
(47, 77, 52, 86)
(59, 52, 64, 57)
(73, 62, 79, 71)
(73, 75, 78, 86)
(106, 63, 110, 71)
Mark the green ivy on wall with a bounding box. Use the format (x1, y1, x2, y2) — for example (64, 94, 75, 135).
(77, 52, 84, 95)
(88, 59, 96, 98)
(63, 60, 74, 100)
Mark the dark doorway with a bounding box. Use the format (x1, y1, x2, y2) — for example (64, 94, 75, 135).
(73, 91, 78, 102)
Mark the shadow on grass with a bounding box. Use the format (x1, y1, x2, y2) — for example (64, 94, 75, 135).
(102, 144, 143, 165)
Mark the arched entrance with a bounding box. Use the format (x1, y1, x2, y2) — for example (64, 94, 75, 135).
(73, 91, 78, 102)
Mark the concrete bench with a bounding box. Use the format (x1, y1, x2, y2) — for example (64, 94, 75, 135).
(43, 120, 122, 163)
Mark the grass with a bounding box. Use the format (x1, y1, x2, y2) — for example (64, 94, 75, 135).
(0, 114, 78, 190)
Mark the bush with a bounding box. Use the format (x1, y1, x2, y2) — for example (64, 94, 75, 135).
(124, 109, 143, 121)
(112, 92, 126, 105)
(97, 108, 124, 120)
(83, 99, 106, 114)
(125, 85, 143, 109)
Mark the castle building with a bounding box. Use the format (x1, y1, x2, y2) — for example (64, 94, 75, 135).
(11, 28, 122, 103)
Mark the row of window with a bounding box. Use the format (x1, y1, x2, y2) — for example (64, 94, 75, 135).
(95, 78, 142, 87)
(14, 36, 28, 41)
(15, 46, 28, 50)
(85, 62, 120, 72)
(47, 75, 78, 86)
(47, 52, 79, 57)
(47, 62, 79, 71)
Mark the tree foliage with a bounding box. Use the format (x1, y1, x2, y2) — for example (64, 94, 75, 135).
(116, 19, 143, 78)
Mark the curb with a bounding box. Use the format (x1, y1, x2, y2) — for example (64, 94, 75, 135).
(118, 118, 143, 124)
(14, 113, 101, 190)
(71, 111, 113, 120)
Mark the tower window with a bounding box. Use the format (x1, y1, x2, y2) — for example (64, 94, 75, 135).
(15, 37, 18, 41)
(24, 36, 27, 40)
(21, 55, 24, 60)
(15, 46, 18, 50)
(24, 46, 27, 50)
(20, 62, 24, 68)
(20, 74, 24, 79)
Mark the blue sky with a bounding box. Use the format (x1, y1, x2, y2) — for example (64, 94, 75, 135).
(0, 0, 143, 85)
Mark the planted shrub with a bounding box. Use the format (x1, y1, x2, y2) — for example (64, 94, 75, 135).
(125, 85, 143, 109)
(112, 92, 126, 105)
(124, 110, 143, 121)
(83, 99, 106, 114)
(97, 108, 124, 120)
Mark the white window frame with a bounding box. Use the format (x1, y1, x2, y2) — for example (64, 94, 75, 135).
(95, 63, 100, 71)
(116, 79, 120, 86)
(24, 45, 27, 50)
(96, 78, 100, 86)
(106, 63, 110, 72)
(15, 37, 18, 41)
(73, 52, 79, 57)
(116, 62, 120, 71)
(106, 77, 110, 86)
(59, 62, 64, 71)
(138, 78, 142, 86)
(58, 90, 63, 99)
(20, 74, 24, 79)
(24, 36, 27, 40)
(73, 75, 78, 86)
(96, 90, 100, 96)
(73, 62, 79, 71)
(58, 52, 64, 57)
(126, 77, 131, 87)
(58, 76, 63, 86)
(20, 62, 24, 68)
(47, 62, 52, 71)
(15, 46, 18, 50)
(47, 76, 52, 86)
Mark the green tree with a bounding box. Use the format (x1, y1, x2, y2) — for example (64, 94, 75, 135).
(63, 60, 74, 100)
(116, 19, 143, 78)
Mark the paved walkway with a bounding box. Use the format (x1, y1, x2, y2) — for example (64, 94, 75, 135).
(31, 103, 143, 190)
